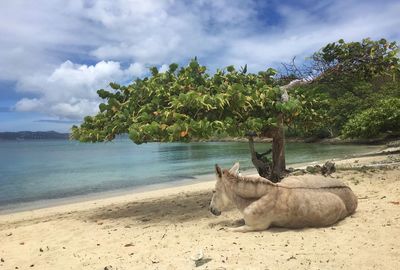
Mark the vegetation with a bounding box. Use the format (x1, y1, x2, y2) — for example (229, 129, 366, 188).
(72, 38, 400, 180)
(342, 98, 400, 138)
(283, 38, 400, 138)
(71, 60, 301, 180)
(71, 62, 301, 142)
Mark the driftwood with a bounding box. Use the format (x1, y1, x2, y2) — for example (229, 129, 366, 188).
(304, 161, 336, 175)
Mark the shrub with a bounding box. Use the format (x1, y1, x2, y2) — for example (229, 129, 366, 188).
(342, 98, 400, 138)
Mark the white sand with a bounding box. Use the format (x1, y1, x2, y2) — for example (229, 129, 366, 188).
(0, 154, 399, 269)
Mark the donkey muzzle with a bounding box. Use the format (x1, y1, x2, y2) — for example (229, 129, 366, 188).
(210, 207, 221, 216)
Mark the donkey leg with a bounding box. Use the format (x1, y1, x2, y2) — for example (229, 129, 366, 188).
(228, 200, 274, 233)
(227, 225, 258, 233)
(228, 222, 271, 233)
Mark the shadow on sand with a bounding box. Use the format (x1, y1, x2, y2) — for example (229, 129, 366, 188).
(85, 190, 214, 224)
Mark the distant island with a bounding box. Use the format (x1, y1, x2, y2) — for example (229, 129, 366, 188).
(0, 131, 70, 140)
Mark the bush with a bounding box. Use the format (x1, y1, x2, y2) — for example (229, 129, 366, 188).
(342, 98, 400, 138)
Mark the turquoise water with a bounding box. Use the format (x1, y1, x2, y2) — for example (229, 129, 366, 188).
(0, 140, 379, 209)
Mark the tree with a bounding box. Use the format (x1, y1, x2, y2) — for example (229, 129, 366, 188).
(281, 38, 399, 83)
(71, 59, 302, 181)
(314, 38, 399, 82)
(280, 38, 400, 137)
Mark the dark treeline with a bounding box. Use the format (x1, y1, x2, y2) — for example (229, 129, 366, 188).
(0, 131, 69, 140)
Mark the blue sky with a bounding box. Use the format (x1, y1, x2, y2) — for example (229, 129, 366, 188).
(1, 0, 399, 132)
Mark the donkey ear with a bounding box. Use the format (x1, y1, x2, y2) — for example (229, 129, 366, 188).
(215, 164, 222, 178)
(229, 162, 240, 175)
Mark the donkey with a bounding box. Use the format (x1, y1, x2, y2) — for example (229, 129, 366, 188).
(209, 163, 358, 232)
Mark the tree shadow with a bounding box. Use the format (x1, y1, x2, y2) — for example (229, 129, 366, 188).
(85, 190, 214, 224)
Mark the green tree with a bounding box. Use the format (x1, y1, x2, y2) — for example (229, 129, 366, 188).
(283, 38, 400, 137)
(72, 59, 302, 181)
(312, 38, 399, 83)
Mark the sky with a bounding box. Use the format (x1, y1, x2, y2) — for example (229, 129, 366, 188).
(0, 0, 399, 132)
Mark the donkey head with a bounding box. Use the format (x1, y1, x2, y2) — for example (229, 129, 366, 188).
(209, 163, 240, 216)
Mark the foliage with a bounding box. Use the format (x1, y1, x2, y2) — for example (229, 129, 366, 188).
(71, 60, 301, 143)
(285, 38, 400, 138)
(342, 98, 400, 138)
(312, 38, 399, 84)
(286, 84, 331, 137)
(72, 38, 400, 143)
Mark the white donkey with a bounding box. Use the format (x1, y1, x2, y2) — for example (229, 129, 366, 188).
(210, 163, 358, 232)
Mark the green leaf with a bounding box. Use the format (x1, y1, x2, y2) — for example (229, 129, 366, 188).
(109, 82, 121, 90)
(226, 65, 235, 73)
(99, 103, 107, 112)
(150, 66, 158, 76)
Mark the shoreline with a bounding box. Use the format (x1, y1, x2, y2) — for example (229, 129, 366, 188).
(0, 173, 217, 216)
(1, 150, 399, 269)
(0, 145, 393, 215)
(205, 136, 400, 145)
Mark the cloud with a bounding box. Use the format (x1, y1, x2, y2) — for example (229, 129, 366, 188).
(1, 0, 400, 123)
(86, 0, 257, 64)
(15, 60, 144, 119)
(218, 0, 400, 70)
(159, 64, 169, 73)
(0, 1, 103, 81)
(127, 63, 147, 78)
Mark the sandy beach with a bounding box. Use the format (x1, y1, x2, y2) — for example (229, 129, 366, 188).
(1, 153, 399, 270)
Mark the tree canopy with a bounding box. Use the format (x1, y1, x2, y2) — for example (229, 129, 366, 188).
(283, 38, 399, 83)
(72, 38, 400, 144)
(71, 60, 300, 143)
(282, 38, 400, 138)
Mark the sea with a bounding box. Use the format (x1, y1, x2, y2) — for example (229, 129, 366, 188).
(0, 139, 381, 212)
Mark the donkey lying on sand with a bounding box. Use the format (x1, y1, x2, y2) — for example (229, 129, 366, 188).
(210, 163, 358, 232)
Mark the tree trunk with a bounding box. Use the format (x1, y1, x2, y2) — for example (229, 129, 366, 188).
(248, 136, 271, 178)
(268, 79, 310, 180)
(247, 79, 310, 181)
(270, 113, 286, 181)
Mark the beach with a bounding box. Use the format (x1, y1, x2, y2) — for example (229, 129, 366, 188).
(1, 153, 399, 270)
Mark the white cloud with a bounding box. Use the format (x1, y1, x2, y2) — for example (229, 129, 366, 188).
(1, 0, 400, 123)
(127, 63, 147, 78)
(0, 1, 103, 81)
(159, 64, 169, 73)
(15, 98, 43, 112)
(85, 0, 250, 64)
(15, 60, 143, 119)
(219, 1, 400, 70)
